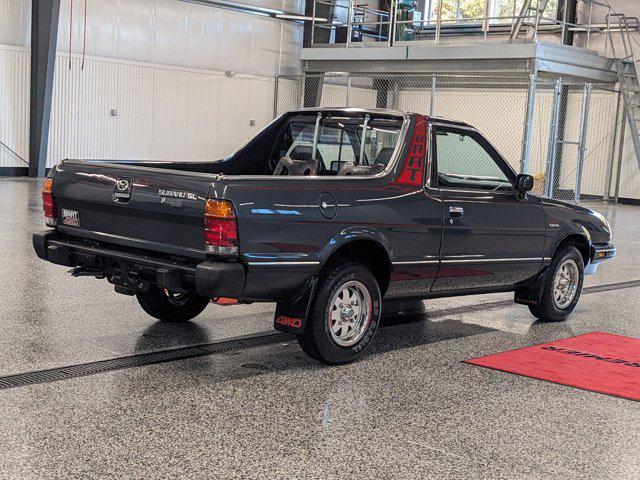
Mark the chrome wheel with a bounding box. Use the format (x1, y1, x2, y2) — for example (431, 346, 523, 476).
(164, 290, 193, 307)
(553, 259, 580, 309)
(328, 280, 372, 347)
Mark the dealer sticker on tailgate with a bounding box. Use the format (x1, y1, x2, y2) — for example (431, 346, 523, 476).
(61, 209, 80, 227)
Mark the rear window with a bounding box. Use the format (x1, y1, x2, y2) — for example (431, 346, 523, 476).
(272, 114, 403, 176)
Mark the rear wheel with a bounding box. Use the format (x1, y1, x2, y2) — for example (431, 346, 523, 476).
(297, 262, 381, 364)
(529, 246, 584, 322)
(136, 285, 209, 322)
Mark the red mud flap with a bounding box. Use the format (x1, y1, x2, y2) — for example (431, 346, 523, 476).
(465, 332, 640, 402)
(273, 276, 317, 335)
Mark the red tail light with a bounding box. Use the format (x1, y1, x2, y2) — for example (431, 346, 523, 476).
(42, 178, 57, 227)
(204, 199, 238, 256)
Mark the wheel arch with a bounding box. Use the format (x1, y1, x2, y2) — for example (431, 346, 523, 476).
(552, 232, 591, 266)
(319, 237, 392, 296)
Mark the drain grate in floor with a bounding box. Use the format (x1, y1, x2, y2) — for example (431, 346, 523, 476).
(0, 332, 294, 391)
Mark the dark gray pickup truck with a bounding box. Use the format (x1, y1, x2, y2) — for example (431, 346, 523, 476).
(33, 108, 615, 364)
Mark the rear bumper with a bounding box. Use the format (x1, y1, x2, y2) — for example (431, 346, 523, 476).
(32, 230, 245, 298)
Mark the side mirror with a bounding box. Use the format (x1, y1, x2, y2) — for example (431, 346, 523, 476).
(516, 174, 534, 194)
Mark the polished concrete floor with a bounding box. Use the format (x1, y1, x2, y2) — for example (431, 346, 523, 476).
(0, 177, 639, 479)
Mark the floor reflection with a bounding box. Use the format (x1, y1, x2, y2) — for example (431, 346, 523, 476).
(133, 320, 212, 354)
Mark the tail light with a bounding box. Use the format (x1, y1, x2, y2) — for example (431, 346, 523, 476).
(42, 178, 57, 227)
(204, 199, 238, 256)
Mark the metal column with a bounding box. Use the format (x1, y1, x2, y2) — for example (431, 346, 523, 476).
(430, 75, 436, 116)
(574, 83, 592, 203)
(29, 0, 61, 178)
(603, 92, 622, 201)
(346, 0, 354, 47)
(520, 74, 537, 174)
(299, 74, 306, 108)
(273, 75, 280, 119)
(614, 109, 627, 203)
(545, 79, 562, 197)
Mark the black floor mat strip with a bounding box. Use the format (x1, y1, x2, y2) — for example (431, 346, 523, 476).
(1, 279, 638, 391)
(0, 332, 294, 390)
(583, 279, 640, 294)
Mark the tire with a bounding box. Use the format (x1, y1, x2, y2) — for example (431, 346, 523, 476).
(529, 246, 584, 322)
(136, 285, 209, 322)
(297, 262, 382, 365)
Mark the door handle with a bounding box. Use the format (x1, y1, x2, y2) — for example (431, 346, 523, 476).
(449, 206, 464, 218)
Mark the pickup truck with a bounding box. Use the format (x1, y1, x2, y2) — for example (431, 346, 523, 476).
(33, 108, 615, 364)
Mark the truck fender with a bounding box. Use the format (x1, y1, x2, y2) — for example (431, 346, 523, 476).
(273, 275, 318, 335)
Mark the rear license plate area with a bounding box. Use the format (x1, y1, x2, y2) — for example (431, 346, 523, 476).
(61, 209, 80, 227)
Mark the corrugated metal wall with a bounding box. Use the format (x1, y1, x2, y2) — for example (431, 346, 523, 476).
(0, 0, 303, 169)
(0, 45, 30, 168)
(0, 44, 278, 168)
(0, 0, 303, 76)
(48, 52, 276, 166)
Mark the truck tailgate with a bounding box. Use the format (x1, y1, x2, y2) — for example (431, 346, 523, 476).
(52, 161, 215, 258)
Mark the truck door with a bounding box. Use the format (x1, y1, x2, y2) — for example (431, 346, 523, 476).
(430, 125, 546, 292)
(383, 116, 443, 298)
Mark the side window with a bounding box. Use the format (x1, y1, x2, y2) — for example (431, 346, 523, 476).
(435, 128, 512, 190)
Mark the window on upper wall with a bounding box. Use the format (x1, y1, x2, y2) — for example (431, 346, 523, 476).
(426, 0, 559, 23)
(429, 0, 490, 22)
(491, 0, 558, 22)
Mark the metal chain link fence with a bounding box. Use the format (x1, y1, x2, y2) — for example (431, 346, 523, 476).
(274, 73, 623, 203)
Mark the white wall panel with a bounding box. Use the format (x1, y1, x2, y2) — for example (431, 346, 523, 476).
(35, 50, 275, 167)
(0, 45, 29, 168)
(0, 43, 279, 169)
(617, 127, 640, 200)
(0, 0, 302, 76)
(0, 0, 30, 47)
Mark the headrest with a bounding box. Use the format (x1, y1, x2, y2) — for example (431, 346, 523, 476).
(290, 145, 323, 162)
(273, 156, 319, 176)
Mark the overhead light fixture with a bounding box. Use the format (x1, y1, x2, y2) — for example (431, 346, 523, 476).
(276, 14, 328, 22)
(178, 0, 304, 19)
(178, 0, 317, 23)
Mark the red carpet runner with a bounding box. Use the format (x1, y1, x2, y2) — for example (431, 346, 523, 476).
(465, 332, 640, 401)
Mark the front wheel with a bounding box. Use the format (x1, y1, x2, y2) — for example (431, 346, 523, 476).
(297, 262, 382, 365)
(529, 246, 584, 322)
(136, 285, 210, 322)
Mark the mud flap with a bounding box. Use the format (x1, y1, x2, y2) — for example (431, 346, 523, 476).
(514, 268, 547, 306)
(273, 276, 318, 335)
